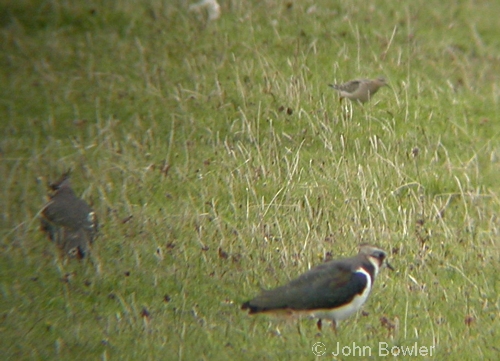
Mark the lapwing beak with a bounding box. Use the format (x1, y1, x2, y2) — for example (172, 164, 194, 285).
(386, 261, 395, 271)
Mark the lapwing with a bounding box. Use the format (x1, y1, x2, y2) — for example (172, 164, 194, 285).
(41, 172, 98, 259)
(241, 245, 393, 332)
(329, 77, 387, 104)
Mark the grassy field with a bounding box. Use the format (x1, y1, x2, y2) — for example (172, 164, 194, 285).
(2, 0, 500, 359)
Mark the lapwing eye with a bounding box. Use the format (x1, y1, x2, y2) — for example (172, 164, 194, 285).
(375, 251, 386, 260)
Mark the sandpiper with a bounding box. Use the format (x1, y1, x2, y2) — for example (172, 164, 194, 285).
(329, 77, 387, 103)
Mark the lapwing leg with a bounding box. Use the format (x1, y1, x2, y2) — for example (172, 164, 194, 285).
(317, 319, 322, 331)
(331, 320, 338, 335)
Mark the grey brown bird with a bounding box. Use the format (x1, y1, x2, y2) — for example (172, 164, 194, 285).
(241, 245, 392, 331)
(329, 77, 387, 103)
(41, 172, 98, 259)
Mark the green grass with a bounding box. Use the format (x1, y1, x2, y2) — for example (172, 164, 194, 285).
(2, 0, 500, 359)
